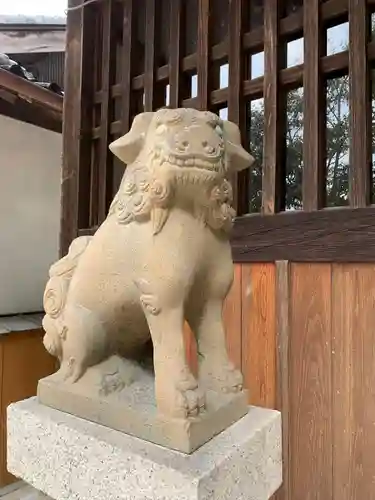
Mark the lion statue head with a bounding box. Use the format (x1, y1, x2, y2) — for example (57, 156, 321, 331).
(108, 108, 254, 234)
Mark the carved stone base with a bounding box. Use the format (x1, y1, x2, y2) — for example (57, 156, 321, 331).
(8, 398, 282, 500)
(37, 355, 248, 454)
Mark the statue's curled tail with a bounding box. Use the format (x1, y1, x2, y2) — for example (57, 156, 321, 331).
(42, 236, 93, 360)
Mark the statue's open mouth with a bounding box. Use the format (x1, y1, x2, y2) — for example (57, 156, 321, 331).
(157, 152, 224, 174)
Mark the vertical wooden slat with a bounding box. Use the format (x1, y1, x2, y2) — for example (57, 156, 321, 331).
(228, 0, 247, 214)
(290, 264, 333, 500)
(77, 3, 97, 231)
(262, 0, 282, 214)
(349, 0, 371, 207)
(60, 0, 83, 256)
(121, 0, 135, 134)
(303, 0, 325, 211)
(275, 261, 291, 500)
(98, 0, 116, 223)
(144, 0, 158, 111)
(361, 266, 375, 500)
(169, 0, 183, 108)
(89, 141, 100, 226)
(332, 265, 364, 500)
(242, 263, 276, 408)
(197, 0, 210, 110)
(227, 0, 244, 127)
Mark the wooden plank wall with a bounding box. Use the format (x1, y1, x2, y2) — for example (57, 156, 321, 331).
(0, 330, 55, 486)
(201, 262, 375, 500)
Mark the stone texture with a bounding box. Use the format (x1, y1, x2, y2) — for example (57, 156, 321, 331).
(38, 355, 248, 453)
(8, 398, 282, 500)
(39, 108, 255, 452)
(0, 482, 51, 500)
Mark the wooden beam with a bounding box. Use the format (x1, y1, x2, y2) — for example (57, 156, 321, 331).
(60, 0, 83, 257)
(0, 97, 62, 133)
(0, 68, 63, 117)
(97, 0, 116, 224)
(349, 0, 371, 207)
(228, 0, 247, 214)
(121, 0, 135, 133)
(303, 0, 325, 210)
(169, 0, 183, 108)
(262, 0, 283, 214)
(232, 207, 375, 262)
(276, 261, 291, 500)
(77, 2, 97, 231)
(197, 0, 210, 110)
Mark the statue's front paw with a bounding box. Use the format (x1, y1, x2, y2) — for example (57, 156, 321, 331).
(200, 359, 243, 394)
(156, 368, 205, 419)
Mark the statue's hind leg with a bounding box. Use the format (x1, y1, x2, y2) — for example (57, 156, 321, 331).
(188, 297, 243, 394)
(56, 304, 109, 384)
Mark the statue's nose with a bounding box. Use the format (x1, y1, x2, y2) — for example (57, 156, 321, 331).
(173, 130, 221, 156)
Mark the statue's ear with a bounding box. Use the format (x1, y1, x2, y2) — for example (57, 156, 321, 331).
(109, 112, 155, 165)
(222, 120, 255, 172)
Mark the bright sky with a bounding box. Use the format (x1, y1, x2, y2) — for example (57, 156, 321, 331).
(1, 0, 67, 16)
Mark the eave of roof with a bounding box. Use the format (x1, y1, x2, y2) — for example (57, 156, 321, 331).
(0, 68, 63, 132)
(0, 23, 66, 32)
(0, 67, 63, 119)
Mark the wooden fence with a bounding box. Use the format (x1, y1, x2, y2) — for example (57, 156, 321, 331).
(61, 1, 375, 498)
(209, 261, 375, 500)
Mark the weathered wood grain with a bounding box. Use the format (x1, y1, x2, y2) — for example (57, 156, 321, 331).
(169, 0, 183, 108)
(303, 0, 325, 210)
(241, 263, 276, 408)
(262, 0, 283, 214)
(60, 0, 83, 256)
(332, 265, 364, 500)
(197, 0, 210, 110)
(144, 0, 164, 111)
(360, 266, 375, 500)
(232, 207, 375, 263)
(289, 264, 332, 499)
(348, 0, 371, 207)
(121, 0, 136, 134)
(228, 0, 247, 214)
(97, 0, 116, 224)
(275, 261, 291, 500)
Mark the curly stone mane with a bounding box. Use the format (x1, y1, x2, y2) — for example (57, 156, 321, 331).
(108, 157, 236, 235)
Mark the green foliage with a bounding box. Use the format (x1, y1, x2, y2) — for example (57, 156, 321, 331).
(248, 75, 354, 211)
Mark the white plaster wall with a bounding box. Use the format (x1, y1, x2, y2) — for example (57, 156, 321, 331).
(0, 115, 61, 315)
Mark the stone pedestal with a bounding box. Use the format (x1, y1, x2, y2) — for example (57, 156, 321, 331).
(37, 356, 249, 454)
(8, 398, 282, 500)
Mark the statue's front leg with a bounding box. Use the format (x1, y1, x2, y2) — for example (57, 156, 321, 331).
(138, 279, 205, 419)
(189, 299, 243, 394)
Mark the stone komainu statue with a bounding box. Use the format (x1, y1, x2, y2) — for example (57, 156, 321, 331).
(42, 108, 254, 420)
